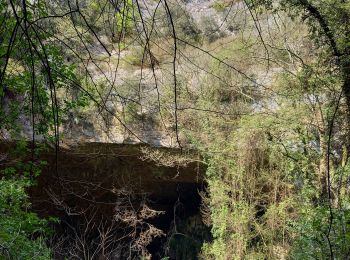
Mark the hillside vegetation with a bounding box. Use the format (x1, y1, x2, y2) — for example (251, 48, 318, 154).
(1, 0, 350, 259)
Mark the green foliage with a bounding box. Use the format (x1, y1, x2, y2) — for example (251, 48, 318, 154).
(199, 126, 297, 259)
(0, 178, 52, 259)
(82, 0, 139, 43)
(209, 1, 233, 12)
(290, 205, 350, 259)
(115, 0, 137, 41)
(0, 1, 84, 258)
(186, 26, 350, 257)
(0, 142, 54, 260)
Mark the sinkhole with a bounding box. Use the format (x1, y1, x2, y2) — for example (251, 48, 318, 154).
(29, 143, 211, 259)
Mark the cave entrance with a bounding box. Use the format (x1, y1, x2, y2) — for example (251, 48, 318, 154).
(30, 143, 211, 259)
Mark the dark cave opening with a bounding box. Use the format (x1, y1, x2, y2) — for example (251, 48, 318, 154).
(29, 144, 211, 259)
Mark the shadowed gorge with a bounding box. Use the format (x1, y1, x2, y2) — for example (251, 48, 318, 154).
(28, 144, 209, 259)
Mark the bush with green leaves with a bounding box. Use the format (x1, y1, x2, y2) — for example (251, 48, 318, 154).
(0, 177, 52, 260)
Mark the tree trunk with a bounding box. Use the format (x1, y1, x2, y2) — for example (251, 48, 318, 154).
(342, 60, 350, 134)
(317, 110, 329, 198)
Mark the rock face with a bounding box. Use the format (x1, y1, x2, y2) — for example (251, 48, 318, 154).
(32, 143, 204, 215)
(1, 0, 275, 149)
(56, 0, 249, 148)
